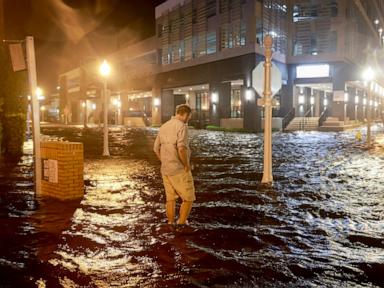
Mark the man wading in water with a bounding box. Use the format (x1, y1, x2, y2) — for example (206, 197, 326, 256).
(154, 104, 196, 226)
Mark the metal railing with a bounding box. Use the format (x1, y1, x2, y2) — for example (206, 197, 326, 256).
(318, 108, 329, 128)
(282, 108, 296, 131)
(300, 108, 312, 130)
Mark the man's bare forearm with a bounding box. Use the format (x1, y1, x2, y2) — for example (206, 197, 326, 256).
(178, 147, 189, 170)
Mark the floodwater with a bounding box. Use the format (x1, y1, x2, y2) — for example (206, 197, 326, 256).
(0, 126, 384, 287)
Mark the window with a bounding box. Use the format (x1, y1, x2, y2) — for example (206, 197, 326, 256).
(179, 40, 185, 62)
(158, 24, 163, 37)
(240, 22, 246, 46)
(221, 22, 246, 49)
(231, 89, 243, 118)
(192, 35, 198, 58)
(207, 31, 217, 54)
(207, 0, 216, 17)
(196, 92, 210, 111)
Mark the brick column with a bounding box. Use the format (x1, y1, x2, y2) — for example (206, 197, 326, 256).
(40, 141, 84, 200)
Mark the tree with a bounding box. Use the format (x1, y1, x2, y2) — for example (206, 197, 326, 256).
(0, 42, 28, 158)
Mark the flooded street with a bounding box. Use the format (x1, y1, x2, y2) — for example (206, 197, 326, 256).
(1, 127, 384, 287)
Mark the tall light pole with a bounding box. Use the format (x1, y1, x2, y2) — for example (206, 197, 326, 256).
(363, 67, 375, 148)
(261, 35, 273, 184)
(99, 60, 111, 156)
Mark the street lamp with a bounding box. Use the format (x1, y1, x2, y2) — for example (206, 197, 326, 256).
(99, 60, 111, 156)
(36, 87, 45, 100)
(363, 67, 375, 148)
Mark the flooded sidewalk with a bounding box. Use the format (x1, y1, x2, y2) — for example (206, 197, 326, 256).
(1, 126, 384, 287)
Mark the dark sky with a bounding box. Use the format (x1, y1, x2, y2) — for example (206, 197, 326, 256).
(4, 0, 164, 93)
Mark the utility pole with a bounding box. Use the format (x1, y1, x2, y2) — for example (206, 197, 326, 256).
(261, 35, 273, 184)
(26, 36, 41, 194)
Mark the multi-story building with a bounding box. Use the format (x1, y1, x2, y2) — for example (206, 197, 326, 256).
(57, 0, 384, 131)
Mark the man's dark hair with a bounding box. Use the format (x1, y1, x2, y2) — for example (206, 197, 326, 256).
(176, 104, 192, 116)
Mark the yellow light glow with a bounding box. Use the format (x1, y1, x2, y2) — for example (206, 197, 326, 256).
(36, 87, 45, 100)
(99, 60, 111, 77)
(36, 87, 43, 96)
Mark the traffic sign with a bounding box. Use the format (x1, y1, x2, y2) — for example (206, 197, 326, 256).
(252, 62, 282, 98)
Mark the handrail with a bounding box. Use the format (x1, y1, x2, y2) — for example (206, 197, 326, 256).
(300, 108, 312, 130)
(318, 108, 329, 127)
(282, 108, 295, 131)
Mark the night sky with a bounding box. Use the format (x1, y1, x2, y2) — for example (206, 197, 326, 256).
(4, 0, 164, 93)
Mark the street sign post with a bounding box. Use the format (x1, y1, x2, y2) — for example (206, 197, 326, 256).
(26, 36, 41, 194)
(252, 62, 282, 98)
(5, 36, 41, 194)
(252, 35, 282, 184)
(9, 43, 26, 72)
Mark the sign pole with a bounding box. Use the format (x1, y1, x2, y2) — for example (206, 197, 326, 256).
(26, 36, 41, 194)
(261, 35, 273, 184)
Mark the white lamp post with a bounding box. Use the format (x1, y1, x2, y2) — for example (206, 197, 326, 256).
(99, 60, 111, 156)
(363, 67, 375, 148)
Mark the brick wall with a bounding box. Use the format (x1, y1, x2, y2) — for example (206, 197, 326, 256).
(40, 141, 84, 200)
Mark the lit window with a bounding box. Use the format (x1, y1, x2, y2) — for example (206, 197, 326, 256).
(207, 31, 217, 54)
(231, 89, 243, 118)
(296, 64, 330, 78)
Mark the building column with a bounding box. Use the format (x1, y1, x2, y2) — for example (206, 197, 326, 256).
(152, 86, 162, 126)
(243, 87, 262, 132)
(211, 82, 231, 127)
(161, 89, 174, 123)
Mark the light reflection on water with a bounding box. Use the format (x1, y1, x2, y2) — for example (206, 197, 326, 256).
(0, 126, 384, 287)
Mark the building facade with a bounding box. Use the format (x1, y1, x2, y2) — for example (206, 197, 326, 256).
(57, 0, 384, 131)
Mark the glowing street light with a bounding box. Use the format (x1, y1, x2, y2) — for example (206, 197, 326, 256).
(99, 60, 111, 77)
(99, 60, 111, 156)
(36, 87, 45, 100)
(363, 67, 375, 148)
(363, 67, 374, 82)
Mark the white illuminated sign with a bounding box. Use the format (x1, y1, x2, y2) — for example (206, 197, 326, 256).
(296, 64, 330, 78)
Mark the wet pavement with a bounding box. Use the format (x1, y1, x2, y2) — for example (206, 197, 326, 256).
(0, 126, 384, 287)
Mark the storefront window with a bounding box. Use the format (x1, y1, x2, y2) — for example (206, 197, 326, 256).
(196, 92, 210, 111)
(231, 89, 243, 118)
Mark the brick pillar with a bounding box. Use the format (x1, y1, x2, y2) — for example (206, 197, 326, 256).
(40, 141, 84, 200)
